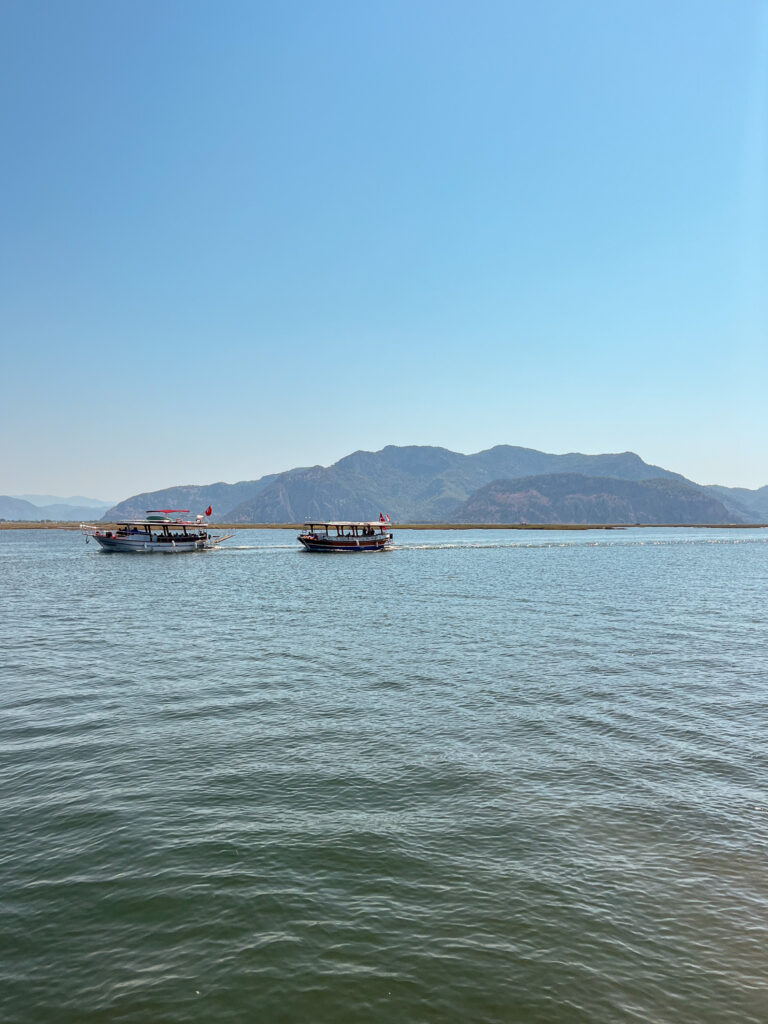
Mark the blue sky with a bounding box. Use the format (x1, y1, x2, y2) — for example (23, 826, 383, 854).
(1, 0, 766, 499)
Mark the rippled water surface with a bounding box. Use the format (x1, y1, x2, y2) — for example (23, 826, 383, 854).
(2, 527, 767, 1023)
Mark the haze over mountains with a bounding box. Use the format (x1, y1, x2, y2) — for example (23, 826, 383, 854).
(0, 494, 114, 522)
(96, 445, 768, 525)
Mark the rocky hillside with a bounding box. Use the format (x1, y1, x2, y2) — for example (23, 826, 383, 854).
(451, 474, 741, 525)
(96, 444, 767, 524)
(222, 445, 687, 523)
(103, 476, 284, 522)
(704, 484, 768, 523)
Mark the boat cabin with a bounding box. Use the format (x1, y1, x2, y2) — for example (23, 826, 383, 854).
(303, 521, 388, 539)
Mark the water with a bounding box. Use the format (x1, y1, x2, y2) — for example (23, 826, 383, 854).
(2, 527, 767, 1023)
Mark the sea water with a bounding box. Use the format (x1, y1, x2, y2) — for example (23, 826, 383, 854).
(1, 528, 767, 1023)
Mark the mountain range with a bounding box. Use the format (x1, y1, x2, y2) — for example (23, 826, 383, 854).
(452, 474, 738, 525)
(16, 494, 114, 508)
(0, 494, 114, 522)
(96, 445, 768, 525)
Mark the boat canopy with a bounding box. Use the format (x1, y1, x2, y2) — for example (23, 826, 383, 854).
(113, 517, 201, 527)
(303, 521, 389, 528)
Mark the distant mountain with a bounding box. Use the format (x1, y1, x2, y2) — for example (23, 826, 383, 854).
(0, 496, 114, 521)
(224, 445, 690, 523)
(703, 484, 768, 523)
(451, 474, 741, 525)
(0, 496, 41, 520)
(43, 503, 115, 521)
(91, 444, 767, 525)
(15, 494, 113, 509)
(102, 476, 286, 522)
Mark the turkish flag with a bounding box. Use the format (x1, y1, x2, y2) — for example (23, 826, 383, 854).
(205, 506, 212, 517)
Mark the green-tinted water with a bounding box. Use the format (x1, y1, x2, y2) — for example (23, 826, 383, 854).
(2, 528, 767, 1023)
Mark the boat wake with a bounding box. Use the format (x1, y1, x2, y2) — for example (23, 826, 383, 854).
(395, 535, 768, 552)
(216, 543, 298, 551)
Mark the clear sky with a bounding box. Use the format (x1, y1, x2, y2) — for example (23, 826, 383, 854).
(1, 0, 766, 500)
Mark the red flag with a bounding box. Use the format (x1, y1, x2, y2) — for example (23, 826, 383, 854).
(379, 512, 385, 522)
(205, 506, 212, 517)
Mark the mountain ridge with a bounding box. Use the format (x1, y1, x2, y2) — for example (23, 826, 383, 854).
(452, 474, 740, 525)
(703, 484, 768, 522)
(222, 445, 691, 523)
(14, 494, 113, 508)
(0, 496, 117, 522)
(95, 445, 767, 525)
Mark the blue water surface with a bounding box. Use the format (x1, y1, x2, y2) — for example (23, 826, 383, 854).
(1, 527, 767, 1023)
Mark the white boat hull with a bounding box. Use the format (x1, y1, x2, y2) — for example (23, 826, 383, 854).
(92, 535, 206, 553)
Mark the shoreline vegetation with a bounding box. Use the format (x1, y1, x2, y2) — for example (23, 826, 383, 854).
(1, 522, 767, 532)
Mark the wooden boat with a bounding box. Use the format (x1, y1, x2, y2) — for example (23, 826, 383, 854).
(297, 520, 394, 552)
(80, 509, 233, 553)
